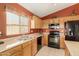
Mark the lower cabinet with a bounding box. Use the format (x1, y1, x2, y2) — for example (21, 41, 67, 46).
(1, 45, 22, 56)
(42, 34, 48, 46)
(0, 39, 38, 56)
(31, 39, 37, 56)
(0, 53, 2, 56)
(22, 41, 32, 56)
(64, 43, 70, 56)
(11, 51, 22, 56)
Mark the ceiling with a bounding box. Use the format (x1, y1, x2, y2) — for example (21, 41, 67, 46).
(19, 3, 75, 17)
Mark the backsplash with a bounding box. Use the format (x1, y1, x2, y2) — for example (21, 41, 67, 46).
(30, 29, 43, 33)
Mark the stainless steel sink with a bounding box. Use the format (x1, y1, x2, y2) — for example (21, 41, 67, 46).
(17, 35, 30, 41)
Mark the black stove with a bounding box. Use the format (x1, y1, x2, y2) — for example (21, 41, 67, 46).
(48, 24, 60, 49)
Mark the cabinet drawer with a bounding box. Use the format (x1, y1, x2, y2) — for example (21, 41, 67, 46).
(0, 53, 2, 56)
(22, 41, 31, 48)
(1, 52, 11, 56)
(11, 51, 22, 56)
(1, 45, 22, 56)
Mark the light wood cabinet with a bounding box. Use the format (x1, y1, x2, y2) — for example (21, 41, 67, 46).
(31, 16, 42, 28)
(52, 18, 59, 24)
(0, 53, 2, 56)
(42, 19, 50, 28)
(0, 4, 5, 10)
(64, 43, 70, 56)
(1, 45, 22, 56)
(22, 41, 32, 56)
(0, 41, 32, 56)
(42, 18, 60, 28)
(11, 51, 22, 56)
(0, 40, 38, 56)
(42, 34, 48, 46)
(31, 39, 37, 56)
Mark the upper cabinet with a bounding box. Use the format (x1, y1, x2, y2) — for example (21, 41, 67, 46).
(42, 18, 60, 29)
(31, 16, 42, 29)
(42, 20, 49, 28)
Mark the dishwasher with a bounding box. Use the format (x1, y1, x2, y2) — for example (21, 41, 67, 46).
(37, 36, 42, 51)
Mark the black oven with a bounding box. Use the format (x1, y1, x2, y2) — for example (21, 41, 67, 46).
(48, 24, 60, 48)
(48, 31, 60, 48)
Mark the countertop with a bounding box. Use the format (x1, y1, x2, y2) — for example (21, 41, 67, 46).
(65, 40, 79, 56)
(0, 33, 43, 53)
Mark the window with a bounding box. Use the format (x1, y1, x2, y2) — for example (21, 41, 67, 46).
(6, 12, 19, 25)
(6, 11, 29, 35)
(20, 16, 29, 34)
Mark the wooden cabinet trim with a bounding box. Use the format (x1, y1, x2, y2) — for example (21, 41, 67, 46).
(22, 41, 32, 48)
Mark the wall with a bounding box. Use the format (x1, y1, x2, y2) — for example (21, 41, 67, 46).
(0, 4, 6, 39)
(41, 3, 79, 19)
(0, 3, 41, 39)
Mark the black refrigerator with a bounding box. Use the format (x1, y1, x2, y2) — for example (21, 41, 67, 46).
(65, 20, 79, 41)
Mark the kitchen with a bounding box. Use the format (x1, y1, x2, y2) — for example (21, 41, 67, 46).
(0, 3, 79, 56)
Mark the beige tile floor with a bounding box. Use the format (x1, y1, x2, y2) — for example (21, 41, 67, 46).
(36, 46, 64, 56)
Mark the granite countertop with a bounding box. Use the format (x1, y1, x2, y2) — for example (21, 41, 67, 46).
(65, 40, 79, 56)
(0, 33, 43, 53)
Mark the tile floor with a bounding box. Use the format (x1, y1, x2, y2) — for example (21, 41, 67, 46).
(36, 46, 64, 56)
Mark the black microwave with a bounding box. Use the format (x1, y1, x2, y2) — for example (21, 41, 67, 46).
(49, 24, 59, 29)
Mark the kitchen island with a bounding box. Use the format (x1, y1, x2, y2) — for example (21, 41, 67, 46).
(65, 40, 79, 56)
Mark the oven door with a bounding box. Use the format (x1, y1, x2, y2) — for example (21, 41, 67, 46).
(49, 35, 59, 44)
(48, 35, 60, 48)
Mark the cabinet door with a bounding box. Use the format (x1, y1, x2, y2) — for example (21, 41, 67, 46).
(0, 4, 5, 10)
(11, 51, 22, 56)
(42, 34, 48, 46)
(32, 39, 37, 56)
(23, 44, 32, 56)
(0, 53, 2, 56)
(32, 16, 42, 28)
(52, 19, 59, 24)
(39, 19, 43, 28)
(1, 51, 11, 56)
(32, 16, 37, 28)
(1, 45, 22, 56)
(31, 19, 35, 28)
(64, 44, 70, 56)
